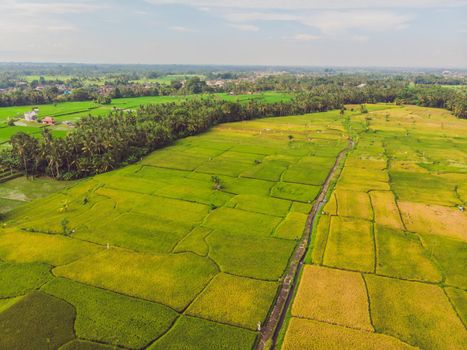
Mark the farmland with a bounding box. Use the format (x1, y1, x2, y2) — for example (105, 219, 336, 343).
(0, 105, 364, 349)
(0, 91, 292, 145)
(281, 106, 467, 349)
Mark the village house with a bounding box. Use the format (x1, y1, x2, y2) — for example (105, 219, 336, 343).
(42, 116, 55, 125)
(24, 109, 39, 122)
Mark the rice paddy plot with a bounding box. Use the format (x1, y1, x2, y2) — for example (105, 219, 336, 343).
(0, 262, 52, 298)
(420, 234, 467, 289)
(41, 278, 178, 348)
(309, 214, 331, 264)
(149, 316, 257, 350)
(0, 229, 102, 266)
(203, 207, 282, 237)
(270, 182, 321, 203)
(0, 291, 75, 350)
(369, 191, 404, 230)
(375, 226, 442, 282)
(390, 170, 459, 206)
(444, 287, 467, 327)
(186, 273, 278, 330)
(335, 189, 373, 220)
(398, 201, 467, 241)
(365, 275, 467, 349)
(74, 211, 192, 254)
(227, 194, 291, 217)
(273, 212, 308, 240)
(53, 249, 219, 311)
(59, 340, 115, 350)
(291, 265, 373, 331)
(173, 226, 211, 256)
(323, 216, 374, 273)
(282, 317, 415, 350)
(207, 231, 296, 280)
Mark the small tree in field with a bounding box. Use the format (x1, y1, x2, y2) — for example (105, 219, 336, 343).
(211, 176, 222, 190)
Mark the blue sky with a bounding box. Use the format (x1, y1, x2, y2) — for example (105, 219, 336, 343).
(0, 0, 466, 67)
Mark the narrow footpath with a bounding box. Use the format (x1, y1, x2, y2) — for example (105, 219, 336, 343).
(256, 138, 354, 350)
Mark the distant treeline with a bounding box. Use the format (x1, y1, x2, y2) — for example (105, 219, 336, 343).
(0, 77, 213, 106)
(0, 92, 341, 179)
(0, 74, 465, 119)
(0, 84, 465, 179)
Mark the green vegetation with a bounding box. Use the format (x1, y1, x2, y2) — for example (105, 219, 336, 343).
(365, 275, 466, 349)
(42, 278, 178, 348)
(0, 262, 52, 298)
(0, 107, 353, 348)
(186, 273, 278, 330)
(2, 104, 465, 349)
(149, 316, 257, 350)
(0, 291, 75, 349)
(53, 250, 219, 311)
(283, 105, 467, 349)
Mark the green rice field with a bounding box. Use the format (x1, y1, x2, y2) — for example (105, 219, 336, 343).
(1, 104, 465, 349)
(282, 105, 467, 350)
(0, 92, 292, 145)
(0, 104, 363, 349)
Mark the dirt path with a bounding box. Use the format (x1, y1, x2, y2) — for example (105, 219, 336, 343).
(256, 139, 354, 350)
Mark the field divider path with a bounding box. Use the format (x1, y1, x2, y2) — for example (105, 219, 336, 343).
(256, 138, 354, 350)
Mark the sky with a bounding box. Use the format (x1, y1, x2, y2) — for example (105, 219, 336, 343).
(0, 0, 466, 68)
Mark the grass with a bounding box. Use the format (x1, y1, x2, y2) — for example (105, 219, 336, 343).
(54, 249, 219, 311)
(323, 216, 374, 273)
(187, 273, 278, 330)
(291, 265, 373, 331)
(149, 316, 257, 350)
(0, 291, 75, 349)
(0, 262, 52, 298)
(365, 275, 467, 349)
(42, 278, 178, 348)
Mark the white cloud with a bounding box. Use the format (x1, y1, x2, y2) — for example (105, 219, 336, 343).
(0, 0, 101, 15)
(229, 24, 260, 31)
(224, 12, 298, 22)
(351, 35, 369, 42)
(170, 26, 195, 32)
(286, 33, 321, 41)
(303, 11, 412, 34)
(223, 9, 411, 34)
(145, 0, 467, 10)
